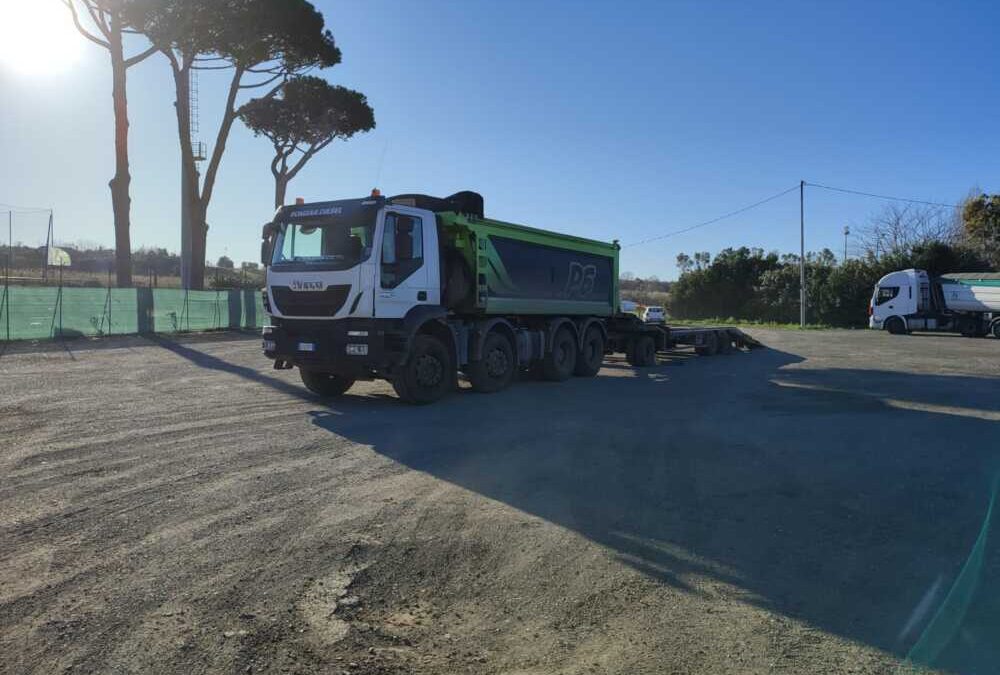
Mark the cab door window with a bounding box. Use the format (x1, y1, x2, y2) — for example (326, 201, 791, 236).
(875, 286, 899, 305)
(381, 213, 423, 288)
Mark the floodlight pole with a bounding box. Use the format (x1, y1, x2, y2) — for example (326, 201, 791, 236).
(799, 180, 806, 329)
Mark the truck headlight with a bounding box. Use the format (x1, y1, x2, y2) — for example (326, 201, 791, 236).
(262, 325, 274, 335)
(262, 339, 276, 351)
(346, 343, 368, 356)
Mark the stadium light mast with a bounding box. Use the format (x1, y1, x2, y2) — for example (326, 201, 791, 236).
(180, 69, 207, 289)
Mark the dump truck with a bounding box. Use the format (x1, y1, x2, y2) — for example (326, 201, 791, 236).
(869, 268, 1000, 338)
(260, 191, 759, 403)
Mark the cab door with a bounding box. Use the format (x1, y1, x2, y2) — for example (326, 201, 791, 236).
(374, 207, 439, 319)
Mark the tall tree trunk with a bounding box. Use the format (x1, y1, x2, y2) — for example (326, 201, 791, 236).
(192, 68, 244, 291)
(274, 174, 288, 209)
(108, 17, 132, 287)
(190, 199, 207, 289)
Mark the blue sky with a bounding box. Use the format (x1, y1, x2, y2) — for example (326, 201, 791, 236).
(1, 0, 998, 278)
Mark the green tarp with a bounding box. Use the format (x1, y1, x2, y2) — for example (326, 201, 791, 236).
(0, 286, 265, 341)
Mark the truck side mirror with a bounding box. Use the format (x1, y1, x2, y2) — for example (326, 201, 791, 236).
(261, 222, 277, 265)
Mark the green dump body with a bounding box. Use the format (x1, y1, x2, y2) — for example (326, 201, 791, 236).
(436, 212, 620, 317)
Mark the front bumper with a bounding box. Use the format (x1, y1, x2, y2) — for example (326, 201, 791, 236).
(263, 318, 398, 377)
(868, 316, 881, 329)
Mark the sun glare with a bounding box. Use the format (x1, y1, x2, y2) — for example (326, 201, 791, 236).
(0, 1, 84, 76)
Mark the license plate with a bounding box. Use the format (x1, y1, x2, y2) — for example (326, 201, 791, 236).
(298, 342, 316, 352)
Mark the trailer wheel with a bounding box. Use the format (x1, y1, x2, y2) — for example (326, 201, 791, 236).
(716, 330, 733, 354)
(392, 334, 455, 405)
(627, 335, 656, 367)
(299, 369, 356, 397)
(695, 331, 719, 356)
(574, 326, 605, 377)
(468, 331, 516, 393)
(885, 317, 906, 335)
(542, 327, 577, 381)
(957, 317, 977, 338)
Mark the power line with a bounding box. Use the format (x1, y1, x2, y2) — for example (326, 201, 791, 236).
(804, 182, 960, 209)
(623, 185, 799, 247)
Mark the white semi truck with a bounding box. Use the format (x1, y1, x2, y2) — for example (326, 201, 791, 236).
(259, 190, 761, 403)
(869, 268, 1000, 338)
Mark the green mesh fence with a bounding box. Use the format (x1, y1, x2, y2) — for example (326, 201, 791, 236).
(0, 285, 265, 342)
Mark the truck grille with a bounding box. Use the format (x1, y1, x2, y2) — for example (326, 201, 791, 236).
(270, 285, 350, 317)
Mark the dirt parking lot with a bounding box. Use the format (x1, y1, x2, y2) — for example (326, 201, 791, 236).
(2, 328, 999, 674)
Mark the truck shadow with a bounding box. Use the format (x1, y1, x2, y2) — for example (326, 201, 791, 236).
(303, 347, 1000, 669)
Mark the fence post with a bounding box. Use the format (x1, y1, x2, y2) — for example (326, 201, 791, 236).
(107, 267, 113, 335)
(57, 263, 63, 338)
(3, 238, 8, 343)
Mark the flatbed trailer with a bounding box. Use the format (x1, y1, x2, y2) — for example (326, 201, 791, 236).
(260, 190, 762, 403)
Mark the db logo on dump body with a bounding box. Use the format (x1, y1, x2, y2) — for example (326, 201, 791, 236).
(565, 262, 596, 298)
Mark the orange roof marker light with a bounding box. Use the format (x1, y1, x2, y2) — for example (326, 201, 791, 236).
(371, 188, 381, 198)
(295, 197, 305, 205)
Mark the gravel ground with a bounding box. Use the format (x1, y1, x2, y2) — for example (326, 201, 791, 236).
(2, 328, 999, 674)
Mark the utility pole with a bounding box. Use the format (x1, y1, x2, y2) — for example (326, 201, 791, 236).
(799, 180, 805, 329)
(843, 224, 850, 263)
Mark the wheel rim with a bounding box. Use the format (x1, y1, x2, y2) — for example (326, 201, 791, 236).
(414, 354, 443, 387)
(485, 347, 510, 378)
(555, 340, 570, 368)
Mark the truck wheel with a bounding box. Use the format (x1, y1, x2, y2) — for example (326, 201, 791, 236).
(695, 331, 719, 356)
(468, 331, 516, 393)
(885, 317, 906, 335)
(627, 335, 656, 367)
(300, 369, 356, 397)
(542, 327, 577, 381)
(991, 320, 1000, 339)
(392, 334, 455, 405)
(574, 327, 605, 377)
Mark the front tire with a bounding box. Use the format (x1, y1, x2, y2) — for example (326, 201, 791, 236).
(885, 316, 906, 335)
(542, 327, 577, 381)
(574, 326, 605, 377)
(468, 331, 516, 393)
(392, 334, 455, 405)
(300, 369, 356, 397)
(991, 320, 1000, 340)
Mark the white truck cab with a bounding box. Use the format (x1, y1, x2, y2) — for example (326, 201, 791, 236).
(869, 269, 924, 333)
(263, 197, 440, 324)
(869, 268, 999, 337)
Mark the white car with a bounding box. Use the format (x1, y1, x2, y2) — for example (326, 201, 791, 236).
(642, 306, 666, 323)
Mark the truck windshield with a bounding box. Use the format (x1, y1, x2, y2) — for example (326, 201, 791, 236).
(272, 220, 375, 269)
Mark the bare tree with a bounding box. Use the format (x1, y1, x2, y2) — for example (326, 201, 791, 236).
(63, 0, 158, 287)
(856, 203, 959, 259)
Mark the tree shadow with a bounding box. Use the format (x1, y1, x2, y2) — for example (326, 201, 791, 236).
(297, 348, 1000, 668)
